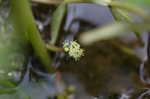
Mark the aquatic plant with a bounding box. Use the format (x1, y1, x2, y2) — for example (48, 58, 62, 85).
(0, 0, 150, 98)
(63, 41, 84, 61)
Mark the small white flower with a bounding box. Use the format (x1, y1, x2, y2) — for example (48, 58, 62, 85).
(63, 41, 84, 61)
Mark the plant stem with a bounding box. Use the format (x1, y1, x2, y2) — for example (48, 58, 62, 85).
(46, 44, 64, 52)
(11, 0, 55, 73)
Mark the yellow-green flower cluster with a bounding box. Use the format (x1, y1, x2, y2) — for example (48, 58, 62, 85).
(63, 41, 84, 61)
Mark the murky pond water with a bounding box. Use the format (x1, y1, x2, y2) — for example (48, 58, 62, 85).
(1, 1, 150, 99)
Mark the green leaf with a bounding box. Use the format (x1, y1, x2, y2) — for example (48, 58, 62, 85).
(0, 80, 30, 98)
(110, 8, 142, 40)
(79, 23, 129, 45)
(89, 0, 111, 6)
(11, 0, 55, 72)
(0, 0, 29, 83)
(126, 0, 150, 5)
(50, 2, 67, 44)
(0, 80, 18, 95)
(79, 22, 150, 45)
(109, 1, 148, 19)
(50, 0, 90, 45)
(0, 80, 16, 88)
(0, 89, 31, 99)
(0, 89, 18, 95)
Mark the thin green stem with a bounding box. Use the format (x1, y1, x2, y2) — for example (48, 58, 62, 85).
(46, 44, 64, 52)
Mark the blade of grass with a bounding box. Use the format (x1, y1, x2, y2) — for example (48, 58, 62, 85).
(50, 2, 67, 44)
